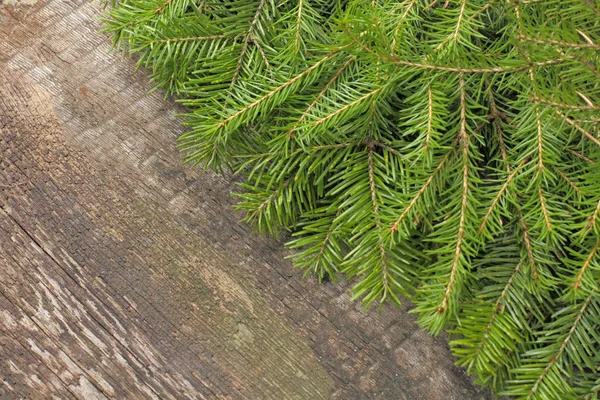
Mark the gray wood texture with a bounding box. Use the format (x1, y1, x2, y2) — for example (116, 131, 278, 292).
(0, 1, 488, 398)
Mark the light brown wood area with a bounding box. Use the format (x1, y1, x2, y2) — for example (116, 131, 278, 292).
(0, 1, 488, 399)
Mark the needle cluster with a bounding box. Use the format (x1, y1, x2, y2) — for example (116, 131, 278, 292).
(103, 0, 600, 397)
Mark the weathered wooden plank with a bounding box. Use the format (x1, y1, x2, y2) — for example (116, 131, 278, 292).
(0, 207, 208, 399)
(0, 312, 77, 400)
(0, 1, 488, 399)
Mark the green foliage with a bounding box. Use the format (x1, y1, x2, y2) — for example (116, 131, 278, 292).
(102, 0, 600, 397)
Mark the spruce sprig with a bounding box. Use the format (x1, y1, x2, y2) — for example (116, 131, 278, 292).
(103, 0, 600, 397)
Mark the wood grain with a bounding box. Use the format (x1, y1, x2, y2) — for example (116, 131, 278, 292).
(0, 1, 488, 399)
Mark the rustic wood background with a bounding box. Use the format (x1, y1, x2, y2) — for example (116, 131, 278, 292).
(0, 1, 488, 399)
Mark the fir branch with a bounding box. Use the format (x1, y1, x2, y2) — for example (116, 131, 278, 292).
(538, 186, 552, 233)
(524, 294, 594, 400)
(532, 97, 600, 111)
(492, 107, 540, 280)
(423, 0, 438, 10)
(514, 1, 558, 243)
(439, 77, 470, 315)
(572, 238, 600, 290)
(473, 261, 524, 360)
(566, 148, 594, 164)
(517, 35, 600, 50)
(367, 146, 391, 295)
(518, 208, 539, 280)
(312, 210, 341, 272)
(312, 85, 386, 127)
(390, 0, 418, 54)
(217, 50, 341, 129)
(466, 0, 497, 23)
(392, 58, 566, 74)
(556, 168, 582, 195)
(231, 0, 266, 86)
(237, 142, 354, 164)
(148, 34, 233, 44)
(295, 0, 305, 51)
(560, 112, 600, 147)
(373, 141, 404, 158)
(585, 200, 600, 233)
(532, 89, 544, 173)
(244, 179, 291, 229)
(105, 1, 600, 395)
(254, 38, 272, 71)
(451, 236, 539, 393)
(389, 149, 453, 233)
(346, 24, 566, 73)
(479, 159, 526, 234)
(288, 56, 355, 137)
(154, 0, 172, 15)
(433, 0, 468, 51)
(425, 85, 433, 151)
(287, 206, 344, 282)
(581, 0, 600, 16)
(488, 85, 510, 161)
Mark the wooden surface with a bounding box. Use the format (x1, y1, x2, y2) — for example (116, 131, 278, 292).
(0, 1, 487, 399)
